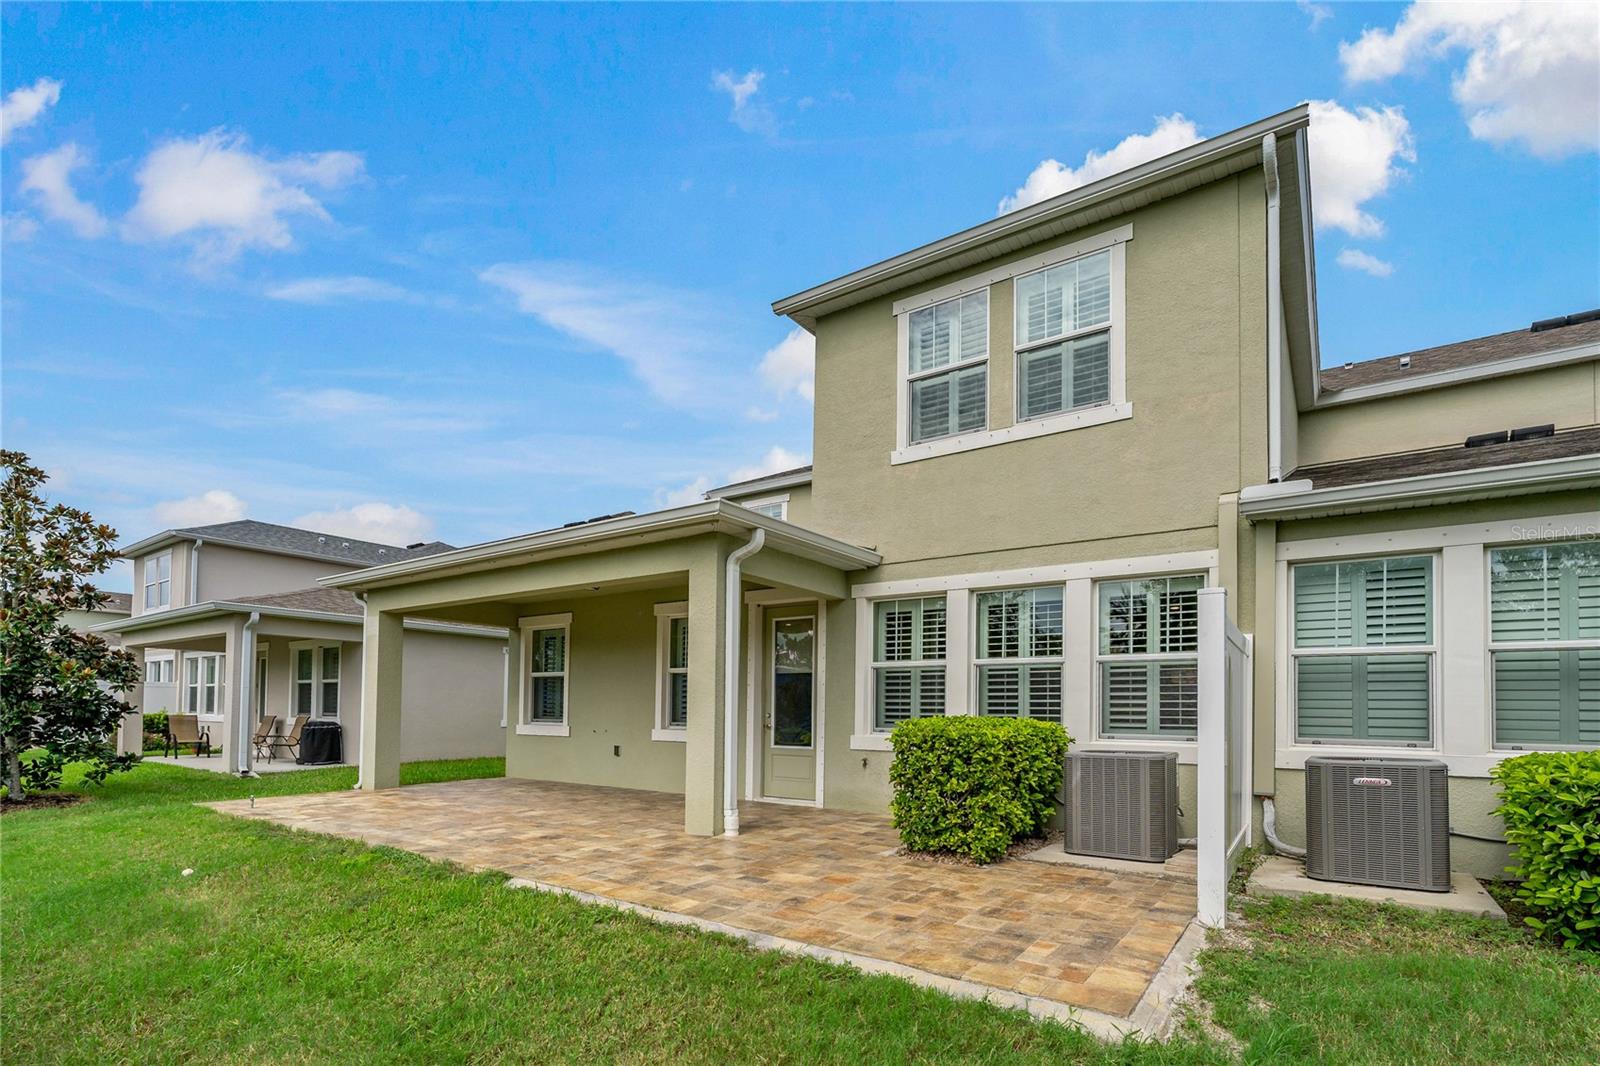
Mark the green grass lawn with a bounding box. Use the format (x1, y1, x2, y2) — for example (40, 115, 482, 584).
(4, 760, 1597, 1065)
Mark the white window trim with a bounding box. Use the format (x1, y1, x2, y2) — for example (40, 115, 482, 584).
(737, 494, 790, 521)
(1092, 574, 1206, 742)
(890, 225, 1133, 467)
(144, 653, 175, 685)
(184, 652, 225, 720)
(1011, 246, 1122, 426)
(652, 601, 689, 742)
(864, 595, 949, 737)
(895, 289, 993, 453)
(850, 550, 1218, 754)
(143, 551, 172, 613)
(287, 641, 344, 721)
(1271, 514, 1597, 776)
(970, 586, 1067, 722)
(518, 612, 572, 737)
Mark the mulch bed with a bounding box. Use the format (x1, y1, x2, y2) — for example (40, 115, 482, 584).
(0, 792, 88, 814)
(896, 830, 1062, 867)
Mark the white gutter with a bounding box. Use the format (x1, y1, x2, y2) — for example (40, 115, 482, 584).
(235, 611, 260, 777)
(188, 538, 204, 606)
(723, 528, 765, 836)
(1262, 133, 1284, 483)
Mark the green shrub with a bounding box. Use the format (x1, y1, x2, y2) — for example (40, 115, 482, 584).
(143, 711, 169, 738)
(888, 716, 1070, 864)
(1491, 750, 1600, 951)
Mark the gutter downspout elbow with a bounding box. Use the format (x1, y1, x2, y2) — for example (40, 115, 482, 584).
(237, 611, 261, 777)
(723, 528, 766, 836)
(1261, 797, 1305, 859)
(1262, 133, 1284, 484)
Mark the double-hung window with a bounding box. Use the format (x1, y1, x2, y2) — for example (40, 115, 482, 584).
(905, 290, 988, 445)
(871, 597, 946, 730)
(523, 620, 570, 731)
(975, 586, 1063, 720)
(145, 657, 173, 684)
(1013, 249, 1112, 421)
(185, 653, 223, 716)
(143, 551, 171, 610)
(654, 604, 689, 736)
(1097, 575, 1202, 737)
(291, 644, 341, 719)
(1291, 555, 1434, 745)
(1489, 541, 1599, 749)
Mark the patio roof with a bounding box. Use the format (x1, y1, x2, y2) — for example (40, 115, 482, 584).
(90, 586, 504, 640)
(321, 500, 882, 593)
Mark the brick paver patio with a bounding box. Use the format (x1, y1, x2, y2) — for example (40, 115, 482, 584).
(212, 778, 1196, 1019)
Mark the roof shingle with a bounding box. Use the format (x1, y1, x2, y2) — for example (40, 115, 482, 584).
(172, 519, 453, 566)
(1290, 424, 1600, 489)
(1320, 315, 1600, 392)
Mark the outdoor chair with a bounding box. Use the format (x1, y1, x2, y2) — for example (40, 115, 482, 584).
(269, 715, 310, 763)
(166, 714, 211, 758)
(251, 714, 279, 762)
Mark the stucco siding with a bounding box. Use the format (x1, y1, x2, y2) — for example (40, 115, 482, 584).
(1296, 359, 1599, 467)
(196, 544, 346, 603)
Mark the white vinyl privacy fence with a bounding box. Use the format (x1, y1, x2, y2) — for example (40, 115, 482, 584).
(1195, 587, 1253, 927)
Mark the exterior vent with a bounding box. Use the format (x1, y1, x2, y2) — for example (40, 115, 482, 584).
(1305, 756, 1450, 892)
(1061, 751, 1179, 862)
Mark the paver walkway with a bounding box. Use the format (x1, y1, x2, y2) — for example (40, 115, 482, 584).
(212, 778, 1195, 1019)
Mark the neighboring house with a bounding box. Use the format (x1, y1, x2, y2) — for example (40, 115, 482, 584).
(316, 104, 1594, 879)
(93, 520, 508, 772)
(64, 590, 143, 754)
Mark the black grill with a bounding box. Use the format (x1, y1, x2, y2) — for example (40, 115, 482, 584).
(297, 721, 344, 765)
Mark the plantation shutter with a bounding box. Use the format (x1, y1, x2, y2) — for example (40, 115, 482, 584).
(1293, 557, 1432, 742)
(667, 617, 689, 728)
(976, 588, 1063, 721)
(873, 597, 946, 729)
(1491, 542, 1600, 746)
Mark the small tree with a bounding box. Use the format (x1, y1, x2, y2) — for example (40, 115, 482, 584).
(0, 450, 140, 799)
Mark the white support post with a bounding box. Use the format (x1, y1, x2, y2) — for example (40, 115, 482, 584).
(1195, 586, 1229, 928)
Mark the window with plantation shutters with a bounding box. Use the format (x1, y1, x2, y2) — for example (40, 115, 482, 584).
(871, 597, 946, 730)
(1291, 556, 1434, 744)
(1096, 575, 1203, 737)
(1013, 249, 1112, 421)
(905, 290, 988, 444)
(526, 626, 568, 725)
(1489, 541, 1600, 749)
(974, 586, 1063, 721)
(654, 606, 690, 735)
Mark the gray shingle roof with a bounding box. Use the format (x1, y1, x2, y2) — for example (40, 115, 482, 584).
(232, 586, 363, 616)
(95, 591, 133, 614)
(174, 520, 454, 566)
(1320, 315, 1600, 392)
(1289, 424, 1600, 489)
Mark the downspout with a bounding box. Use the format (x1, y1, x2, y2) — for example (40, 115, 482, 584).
(188, 538, 204, 606)
(1262, 133, 1284, 483)
(1261, 797, 1306, 858)
(723, 528, 766, 836)
(354, 591, 367, 790)
(236, 611, 261, 777)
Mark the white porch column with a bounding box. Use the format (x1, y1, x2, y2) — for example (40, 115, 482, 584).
(359, 608, 405, 790)
(218, 617, 246, 771)
(683, 541, 729, 836)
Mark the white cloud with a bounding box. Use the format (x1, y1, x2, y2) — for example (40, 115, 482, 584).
(1336, 248, 1395, 278)
(655, 445, 810, 510)
(122, 130, 365, 264)
(19, 143, 108, 238)
(292, 502, 434, 547)
(759, 327, 815, 403)
(1297, 0, 1332, 30)
(712, 69, 777, 136)
(265, 276, 420, 305)
(1340, 2, 1599, 158)
(481, 261, 734, 409)
(1305, 100, 1414, 238)
(1, 77, 62, 144)
(2, 213, 40, 242)
(658, 476, 713, 508)
(271, 387, 489, 434)
(998, 114, 1202, 214)
(152, 489, 247, 527)
(744, 406, 779, 423)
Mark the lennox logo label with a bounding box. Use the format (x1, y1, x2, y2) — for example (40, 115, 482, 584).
(1353, 776, 1393, 787)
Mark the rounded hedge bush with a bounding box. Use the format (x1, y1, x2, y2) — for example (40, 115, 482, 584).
(888, 716, 1070, 864)
(1491, 750, 1600, 951)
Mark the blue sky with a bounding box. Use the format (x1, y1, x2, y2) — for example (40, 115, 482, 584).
(3, 2, 1596, 588)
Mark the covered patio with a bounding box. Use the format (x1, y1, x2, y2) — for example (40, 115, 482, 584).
(212, 777, 1199, 1032)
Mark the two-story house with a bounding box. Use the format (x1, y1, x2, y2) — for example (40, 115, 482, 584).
(94, 519, 509, 772)
(317, 104, 1597, 879)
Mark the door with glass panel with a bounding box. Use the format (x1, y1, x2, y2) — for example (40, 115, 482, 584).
(761, 606, 817, 802)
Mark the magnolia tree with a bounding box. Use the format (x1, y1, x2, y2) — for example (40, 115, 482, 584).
(0, 450, 140, 799)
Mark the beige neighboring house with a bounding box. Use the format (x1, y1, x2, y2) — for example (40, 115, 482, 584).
(64, 590, 144, 753)
(290, 104, 1588, 881)
(92, 520, 508, 772)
